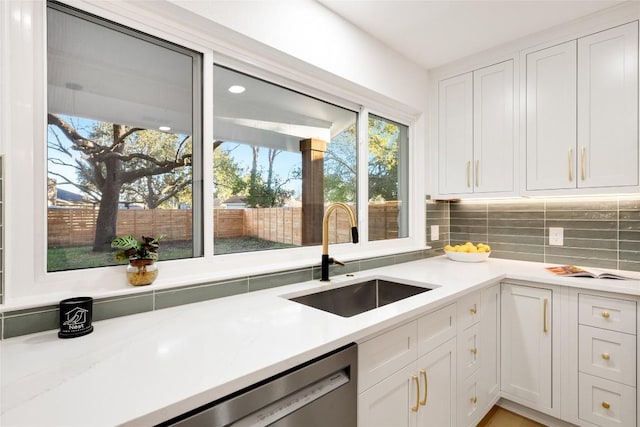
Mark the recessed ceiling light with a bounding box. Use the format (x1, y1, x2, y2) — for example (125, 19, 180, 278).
(228, 85, 246, 94)
(159, 126, 171, 132)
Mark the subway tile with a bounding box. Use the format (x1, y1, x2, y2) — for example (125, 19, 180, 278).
(359, 255, 396, 271)
(450, 233, 489, 245)
(488, 218, 545, 228)
(619, 240, 640, 251)
(450, 201, 488, 211)
(620, 250, 640, 262)
(424, 248, 444, 259)
(619, 260, 640, 272)
(249, 269, 313, 292)
(93, 293, 154, 321)
(488, 210, 545, 220)
(619, 211, 640, 220)
(488, 201, 545, 211)
(450, 211, 488, 221)
(488, 242, 545, 255)
(491, 251, 544, 263)
(619, 199, 640, 210)
(155, 279, 248, 310)
(488, 234, 545, 246)
(560, 229, 618, 240)
(545, 200, 618, 211)
(620, 230, 640, 242)
(487, 226, 544, 237)
(620, 220, 640, 231)
(395, 251, 426, 264)
(545, 246, 617, 260)
(562, 238, 618, 250)
(546, 210, 617, 220)
(545, 219, 617, 230)
(544, 255, 617, 269)
(3, 308, 59, 338)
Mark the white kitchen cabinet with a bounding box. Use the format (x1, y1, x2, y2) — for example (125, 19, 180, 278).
(526, 22, 639, 192)
(456, 285, 500, 427)
(438, 73, 473, 194)
(501, 283, 553, 411)
(358, 304, 457, 427)
(438, 60, 514, 196)
(577, 22, 638, 188)
(525, 40, 577, 190)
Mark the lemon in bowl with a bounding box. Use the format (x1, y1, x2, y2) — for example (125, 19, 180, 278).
(444, 242, 491, 262)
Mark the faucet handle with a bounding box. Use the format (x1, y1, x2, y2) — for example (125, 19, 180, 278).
(330, 258, 345, 267)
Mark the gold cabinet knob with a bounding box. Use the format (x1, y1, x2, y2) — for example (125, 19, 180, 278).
(469, 307, 477, 314)
(602, 353, 611, 360)
(470, 348, 477, 355)
(602, 311, 610, 319)
(470, 396, 477, 404)
(602, 401, 611, 409)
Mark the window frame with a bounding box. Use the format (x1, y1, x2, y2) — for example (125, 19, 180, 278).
(3, 0, 426, 305)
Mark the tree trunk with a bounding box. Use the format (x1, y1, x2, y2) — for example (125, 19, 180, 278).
(92, 124, 125, 251)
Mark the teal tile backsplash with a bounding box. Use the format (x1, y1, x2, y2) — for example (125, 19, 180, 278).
(449, 197, 640, 270)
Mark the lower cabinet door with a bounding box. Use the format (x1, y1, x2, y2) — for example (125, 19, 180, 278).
(579, 373, 636, 427)
(416, 338, 457, 427)
(458, 370, 481, 427)
(358, 363, 417, 427)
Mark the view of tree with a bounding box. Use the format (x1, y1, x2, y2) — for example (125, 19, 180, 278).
(48, 114, 192, 251)
(368, 118, 400, 201)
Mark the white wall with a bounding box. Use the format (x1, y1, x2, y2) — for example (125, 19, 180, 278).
(168, 0, 428, 113)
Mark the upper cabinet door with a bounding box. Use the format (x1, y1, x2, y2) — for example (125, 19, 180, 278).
(577, 21, 639, 188)
(438, 73, 473, 194)
(473, 60, 514, 193)
(526, 41, 577, 191)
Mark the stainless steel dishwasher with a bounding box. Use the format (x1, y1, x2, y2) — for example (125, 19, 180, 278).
(160, 343, 357, 427)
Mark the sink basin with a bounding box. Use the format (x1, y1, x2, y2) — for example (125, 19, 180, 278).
(288, 279, 433, 317)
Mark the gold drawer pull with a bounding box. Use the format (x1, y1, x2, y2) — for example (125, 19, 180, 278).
(470, 396, 477, 404)
(602, 311, 610, 319)
(602, 353, 611, 361)
(420, 369, 427, 406)
(470, 348, 478, 355)
(602, 401, 611, 410)
(411, 375, 419, 412)
(543, 298, 549, 333)
(469, 306, 477, 315)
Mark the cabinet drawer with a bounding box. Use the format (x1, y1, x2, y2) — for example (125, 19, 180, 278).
(579, 325, 636, 386)
(417, 303, 456, 356)
(359, 321, 417, 393)
(579, 373, 636, 427)
(579, 293, 636, 334)
(458, 370, 481, 427)
(458, 322, 481, 381)
(457, 292, 481, 331)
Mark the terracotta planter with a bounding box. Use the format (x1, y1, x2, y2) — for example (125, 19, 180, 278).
(126, 259, 158, 286)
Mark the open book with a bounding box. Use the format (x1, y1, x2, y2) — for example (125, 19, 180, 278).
(546, 265, 632, 280)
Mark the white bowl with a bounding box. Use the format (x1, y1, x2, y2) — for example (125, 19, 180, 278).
(444, 250, 491, 263)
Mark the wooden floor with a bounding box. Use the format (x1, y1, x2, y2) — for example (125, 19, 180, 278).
(477, 406, 546, 427)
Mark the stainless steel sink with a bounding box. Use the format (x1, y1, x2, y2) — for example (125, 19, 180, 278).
(289, 279, 433, 317)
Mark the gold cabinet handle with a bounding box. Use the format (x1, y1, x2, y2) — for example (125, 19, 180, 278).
(543, 298, 549, 333)
(466, 161, 471, 188)
(420, 369, 427, 406)
(602, 401, 611, 410)
(602, 311, 610, 319)
(581, 147, 586, 181)
(568, 148, 573, 182)
(470, 396, 478, 404)
(469, 306, 477, 315)
(475, 160, 479, 187)
(411, 375, 419, 412)
(602, 353, 611, 361)
(470, 347, 478, 355)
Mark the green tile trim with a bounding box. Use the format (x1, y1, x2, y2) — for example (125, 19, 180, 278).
(93, 293, 154, 322)
(249, 268, 313, 292)
(3, 307, 59, 339)
(155, 279, 248, 310)
(360, 255, 396, 271)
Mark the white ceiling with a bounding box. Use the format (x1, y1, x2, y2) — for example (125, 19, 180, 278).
(319, 0, 625, 70)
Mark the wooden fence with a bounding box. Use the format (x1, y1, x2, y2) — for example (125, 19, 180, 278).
(48, 202, 401, 248)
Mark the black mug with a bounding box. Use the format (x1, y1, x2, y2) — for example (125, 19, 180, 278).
(58, 296, 94, 338)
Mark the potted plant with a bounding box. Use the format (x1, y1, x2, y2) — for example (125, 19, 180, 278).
(111, 235, 162, 286)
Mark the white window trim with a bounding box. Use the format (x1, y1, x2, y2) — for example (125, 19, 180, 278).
(1, 0, 427, 309)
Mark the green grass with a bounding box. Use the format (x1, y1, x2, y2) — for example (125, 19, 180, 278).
(47, 237, 297, 271)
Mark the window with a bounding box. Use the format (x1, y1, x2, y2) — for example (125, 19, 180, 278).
(213, 65, 358, 255)
(368, 115, 409, 241)
(46, 2, 202, 272)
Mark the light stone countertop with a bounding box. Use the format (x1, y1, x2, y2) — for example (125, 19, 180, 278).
(2, 256, 640, 426)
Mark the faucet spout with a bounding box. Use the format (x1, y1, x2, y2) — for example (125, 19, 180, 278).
(321, 203, 358, 281)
